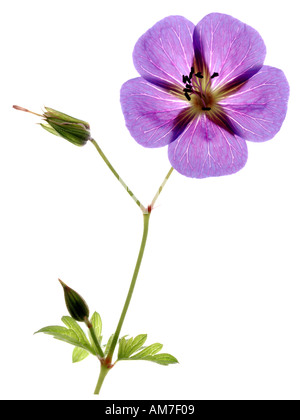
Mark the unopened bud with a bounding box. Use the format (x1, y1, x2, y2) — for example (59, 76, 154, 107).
(59, 279, 90, 322)
(13, 105, 91, 146)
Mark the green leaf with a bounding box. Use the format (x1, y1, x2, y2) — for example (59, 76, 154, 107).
(72, 347, 90, 363)
(91, 312, 102, 337)
(130, 343, 163, 359)
(116, 335, 178, 366)
(128, 334, 148, 356)
(35, 323, 95, 355)
(118, 334, 148, 359)
(117, 336, 127, 359)
(35, 326, 83, 348)
(88, 312, 102, 353)
(104, 334, 115, 356)
(61, 316, 91, 350)
(137, 353, 179, 366)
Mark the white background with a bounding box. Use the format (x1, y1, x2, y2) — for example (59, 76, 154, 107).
(0, 0, 299, 400)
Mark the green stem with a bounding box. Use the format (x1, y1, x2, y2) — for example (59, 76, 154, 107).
(94, 364, 109, 395)
(90, 142, 174, 394)
(90, 138, 147, 213)
(85, 318, 105, 358)
(107, 212, 150, 361)
(151, 167, 174, 209)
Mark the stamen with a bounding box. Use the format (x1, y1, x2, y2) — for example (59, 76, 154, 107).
(182, 68, 218, 107)
(205, 72, 219, 94)
(189, 66, 195, 80)
(184, 92, 191, 101)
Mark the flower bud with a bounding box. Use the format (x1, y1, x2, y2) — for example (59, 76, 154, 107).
(59, 279, 90, 322)
(42, 107, 91, 146)
(13, 105, 91, 146)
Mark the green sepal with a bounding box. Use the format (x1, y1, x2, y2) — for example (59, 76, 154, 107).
(42, 107, 91, 146)
(44, 107, 90, 128)
(46, 121, 89, 146)
(40, 123, 60, 137)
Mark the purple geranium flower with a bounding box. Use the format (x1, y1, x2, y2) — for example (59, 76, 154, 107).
(121, 13, 289, 178)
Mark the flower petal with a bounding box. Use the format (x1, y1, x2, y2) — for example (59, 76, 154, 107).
(219, 66, 289, 141)
(168, 115, 248, 178)
(120, 77, 190, 148)
(193, 13, 266, 90)
(133, 16, 195, 89)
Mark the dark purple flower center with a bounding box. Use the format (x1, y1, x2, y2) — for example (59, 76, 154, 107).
(182, 67, 219, 112)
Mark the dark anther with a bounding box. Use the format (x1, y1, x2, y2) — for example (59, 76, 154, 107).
(195, 72, 203, 79)
(184, 92, 191, 101)
(189, 66, 195, 80)
(211, 72, 219, 79)
(182, 75, 191, 84)
(202, 107, 211, 111)
(183, 88, 193, 93)
(186, 84, 192, 89)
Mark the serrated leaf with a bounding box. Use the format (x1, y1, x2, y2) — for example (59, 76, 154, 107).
(118, 334, 148, 359)
(35, 324, 95, 354)
(141, 353, 179, 366)
(128, 334, 148, 357)
(118, 353, 178, 365)
(115, 333, 178, 366)
(123, 337, 133, 357)
(62, 316, 90, 348)
(130, 343, 163, 359)
(35, 326, 83, 348)
(72, 347, 90, 363)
